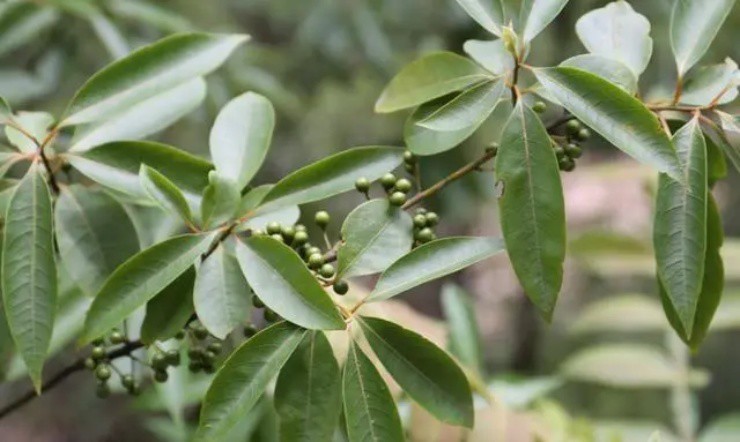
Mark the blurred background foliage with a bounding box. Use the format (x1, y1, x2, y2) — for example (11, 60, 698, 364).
(0, 0, 738, 440)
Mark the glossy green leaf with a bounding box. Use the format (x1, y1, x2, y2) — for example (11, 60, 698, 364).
(359, 316, 473, 427)
(140, 165, 193, 223)
(1, 166, 56, 390)
(660, 195, 723, 349)
(462, 39, 514, 76)
(654, 118, 708, 336)
(200, 171, 240, 229)
(235, 236, 345, 330)
(257, 146, 403, 212)
(62, 32, 248, 126)
(236, 185, 300, 232)
(140, 267, 196, 344)
(69, 78, 206, 152)
(680, 58, 738, 106)
(67, 141, 213, 208)
(54, 185, 139, 295)
(418, 80, 505, 131)
(0, 3, 58, 58)
(369, 236, 505, 302)
(81, 232, 216, 344)
(342, 341, 404, 442)
(441, 283, 483, 373)
(706, 132, 728, 185)
(337, 199, 413, 279)
(194, 245, 251, 339)
(275, 331, 341, 442)
(519, 0, 569, 42)
(561, 55, 638, 94)
(534, 67, 683, 181)
(670, 0, 736, 76)
(4, 111, 54, 154)
(375, 52, 490, 113)
(575, 1, 652, 75)
(715, 111, 740, 172)
(496, 102, 565, 319)
(210, 92, 274, 190)
(196, 322, 305, 442)
(453, 0, 504, 36)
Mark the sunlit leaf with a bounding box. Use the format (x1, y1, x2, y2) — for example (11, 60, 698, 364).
(561, 55, 637, 94)
(463, 39, 514, 76)
(670, 0, 736, 76)
(418, 80, 505, 131)
(680, 58, 738, 106)
(4, 111, 54, 154)
(140, 164, 193, 224)
(453, 0, 504, 36)
(519, 0, 569, 43)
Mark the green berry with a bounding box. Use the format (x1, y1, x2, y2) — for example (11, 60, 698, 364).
(413, 214, 427, 228)
(266, 221, 282, 235)
(404, 163, 415, 173)
(576, 128, 591, 141)
(203, 351, 217, 363)
(175, 330, 185, 340)
(91, 346, 106, 361)
(270, 233, 284, 243)
(532, 101, 547, 113)
(415, 228, 434, 243)
(554, 145, 566, 159)
(281, 226, 296, 243)
(243, 325, 257, 337)
(84, 358, 97, 370)
(203, 364, 216, 374)
(319, 263, 335, 278)
(95, 364, 112, 381)
(188, 361, 203, 373)
(109, 330, 125, 345)
(128, 384, 141, 396)
(121, 374, 135, 390)
(252, 296, 265, 308)
(308, 253, 325, 270)
(251, 228, 264, 237)
(187, 348, 203, 360)
(292, 230, 309, 246)
(559, 157, 576, 172)
(403, 150, 416, 164)
(355, 177, 370, 193)
(264, 309, 280, 322)
(389, 191, 406, 206)
(380, 173, 397, 190)
(193, 325, 209, 340)
(565, 119, 581, 135)
(207, 342, 222, 354)
(314, 211, 330, 228)
(96, 382, 111, 399)
(333, 280, 349, 295)
(153, 369, 168, 383)
(152, 353, 168, 370)
(166, 349, 181, 366)
(425, 212, 439, 227)
(305, 246, 322, 258)
(394, 178, 412, 193)
(92, 338, 105, 347)
(295, 224, 307, 232)
(565, 143, 582, 158)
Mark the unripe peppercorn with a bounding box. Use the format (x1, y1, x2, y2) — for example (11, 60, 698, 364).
(576, 128, 591, 141)
(532, 101, 547, 113)
(91, 346, 106, 361)
(415, 228, 434, 243)
(96, 382, 110, 398)
(281, 226, 296, 243)
(152, 353, 168, 370)
(264, 309, 280, 322)
(166, 349, 181, 366)
(193, 325, 209, 340)
(315, 211, 330, 228)
(207, 342, 222, 354)
(187, 348, 203, 360)
(109, 329, 125, 344)
(92, 338, 105, 347)
(413, 214, 427, 228)
(250, 228, 264, 236)
(188, 361, 203, 373)
(84, 357, 97, 370)
(394, 178, 412, 193)
(380, 173, 397, 190)
(333, 280, 349, 295)
(305, 247, 322, 258)
(553, 145, 566, 159)
(294, 224, 307, 232)
(319, 263, 335, 278)
(266, 221, 281, 235)
(403, 150, 416, 164)
(308, 253, 325, 269)
(559, 157, 576, 172)
(243, 325, 257, 337)
(355, 177, 370, 193)
(95, 364, 112, 381)
(121, 374, 135, 390)
(565, 119, 581, 135)
(292, 230, 309, 246)
(565, 143, 582, 158)
(153, 369, 168, 383)
(270, 233, 284, 243)
(425, 212, 439, 226)
(389, 191, 406, 206)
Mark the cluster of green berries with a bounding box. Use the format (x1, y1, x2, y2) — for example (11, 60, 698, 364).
(85, 329, 141, 398)
(181, 320, 221, 374)
(258, 220, 309, 248)
(380, 173, 412, 207)
(150, 347, 181, 381)
(554, 119, 590, 172)
(251, 294, 282, 324)
(412, 208, 438, 246)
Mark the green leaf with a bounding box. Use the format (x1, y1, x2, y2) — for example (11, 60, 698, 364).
(462, 39, 514, 76)
(418, 80, 505, 131)
(200, 171, 240, 229)
(140, 164, 193, 224)
(518, 0, 569, 43)
(375, 52, 490, 113)
(140, 267, 196, 344)
(453, 0, 504, 36)
(194, 245, 251, 339)
(496, 102, 565, 319)
(4, 111, 54, 154)
(62, 32, 248, 126)
(575, 1, 653, 76)
(670, 0, 736, 76)
(560, 55, 638, 94)
(108, 0, 192, 33)
(236, 185, 300, 232)
(337, 199, 413, 279)
(534, 67, 683, 181)
(81, 232, 216, 344)
(359, 316, 474, 427)
(257, 146, 403, 212)
(196, 322, 305, 442)
(570, 294, 666, 335)
(342, 341, 404, 442)
(54, 185, 140, 295)
(369, 236, 505, 302)
(715, 111, 740, 173)
(706, 132, 728, 185)
(69, 78, 206, 152)
(67, 141, 213, 209)
(0, 96, 12, 122)
(660, 195, 724, 349)
(210, 92, 275, 190)
(699, 413, 740, 442)
(235, 236, 345, 330)
(654, 118, 708, 337)
(274, 331, 342, 442)
(680, 58, 738, 106)
(0, 3, 58, 58)
(441, 283, 483, 374)
(1, 166, 56, 390)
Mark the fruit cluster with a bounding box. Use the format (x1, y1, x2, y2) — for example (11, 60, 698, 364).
(554, 118, 590, 172)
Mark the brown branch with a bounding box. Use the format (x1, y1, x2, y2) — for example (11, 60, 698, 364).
(38, 149, 59, 194)
(0, 340, 144, 420)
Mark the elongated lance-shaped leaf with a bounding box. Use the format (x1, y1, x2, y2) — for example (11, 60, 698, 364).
(196, 322, 306, 442)
(235, 236, 345, 330)
(418, 80, 505, 131)
(194, 245, 251, 339)
(670, 0, 736, 76)
(2, 165, 56, 391)
(660, 195, 723, 349)
(337, 199, 413, 279)
(496, 102, 565, 319)
(140, 267, 196, 344)
(534, 67, 683, 182)
(256, 146, 403, 212)
(680, 58, 739, 106)
(274, 331, 342, 442)
(209, 91, 274, 190)
(560, 55, 638, 94)
(81, 232, 216, 344)
(463, 39, 514, 76)
(453, 0, 504, 36)
(654, 118, 708, 338)
(441, 283, 483, 374)
(369, 237, 505, 302)
(342, 341, 404, 442)
(54, 185, 140, 295)
(61, 32, 248, 126)
(359, 317, 474, 427)
(375, 52, 490, 113)
(519, 0, 569, 42)
(140, 164, 193, 224)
